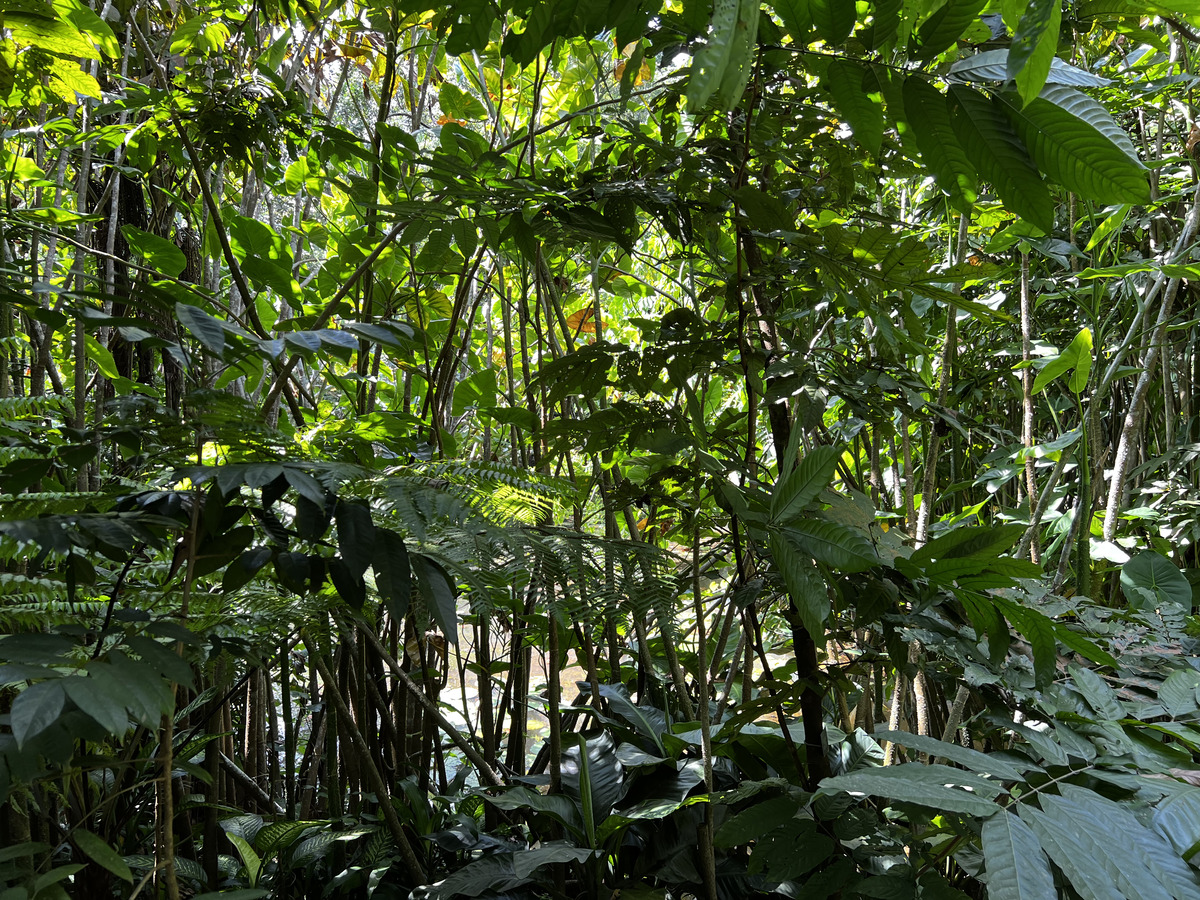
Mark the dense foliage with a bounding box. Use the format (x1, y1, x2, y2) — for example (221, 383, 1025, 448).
(7, 0, 1200, 898)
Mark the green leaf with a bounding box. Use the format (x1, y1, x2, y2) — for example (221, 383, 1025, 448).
(83, 334, 119, 379)
(714, 795, 802, 846)
(226, 832, 262, 888)
(910, 523, 1025, 566)
(999, 87, 1150, 205)
(825, 60, 883, 156)
(334, 499, 375, 578)
(176, 303, 226, 356)
(783, 519, 880, 573)
(771, 444, 840, 524)
(11, 680, 65, 748)
(949, 84, 1053, 232)
(1007, 0, 1062, 106)
(1122, 551, 1192, 611)
(372, 529, 411, 622)
(1160, 669, 1200, 717)
(770, 529, 830, 637)
(911, 0, 988, 60)
(994, 598, 1056, 689)
(121, 226, 185, 278)
(715, 0, 759, 111)
(981, 810, 1056, 900)
(414, 554, 459, 642)
(810, 0, 855, 43)
(771, 0, 811, 38)
(1019, 805, 1126, 900)
(73, 829, 133, 883)
(438, 81, 487, 120)
(1031, 327, 1091, 395)
(63, 676, 130, 736)
(903, 77, 978, 212)
(686, 0, 741, 110)
(818, 763, 1004, 817)
(1057, 785, 1200, 900)
(872, 731, 1026, 780)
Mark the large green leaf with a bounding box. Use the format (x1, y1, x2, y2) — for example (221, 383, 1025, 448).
(770, 0, 812, 38)
(1058, 786, 1200, 900)
(949, 50, 1109, 88)
(810, 0, 855, 43)
(1019, 805, 1125, 900)
(1006, 0, 1063, 106)
(1031, 326, 1092, 395)
(783, 519, 880, 573)
(825, 60, 883, 156)
(999, 87, 1150, 204)
(121, 226, 186, 278)
(1122, 551, 1192, 611)
(910, 523, 1024, 567)
(910, 0, 988, 60)
(770, 444, 841, 524)
(770, 529, 830, 637)
(949, 85, 1053, 232)
(686, 0, 741, 110)
(903, 76, 978, 212)
(11, 680, 66, 748)
(819, 763, 1004, 817)
(873, 731, 1026, 780)
(982, 810, 1056, 900)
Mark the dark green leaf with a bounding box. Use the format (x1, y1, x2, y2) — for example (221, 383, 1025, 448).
(771, 529, 830, 637)
(999, 88, 1150, 205)
(1007, 0, 1062, 106)
(176, 303, 226, 356)
(949, 84, 1053, 232)
(11, 680, 66, 748)
(783, 519, 880, 573)
(819, 763, 1004, 817)
(981, 810, 1055, 900)
(122, 226, 185, 277)
(903, 76, 977, 212)
(414, 554, 458, 642)
(73, 829, 133, 883)
(911, 0, 988, 60)
(810, 0, 855, 43)
(771, 444, 841, 524)
(373, 528, 411, 621)
(335, 499, 375, 578)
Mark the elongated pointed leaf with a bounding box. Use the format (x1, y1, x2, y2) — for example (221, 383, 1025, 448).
(994, 598, 1056, 689)
(771, 0, 811, 39)
(819, 763, 1003, 817)
(903, 76, 978, 212)
(950, 50, 1109, 87)
(687, 0, 741, 110)
(911, 0, 988, 60)
(982, 810, 1055, 900)
(873, 731, 1026, 780)
(810, 0, 854, 43)
(949, 85, 1053, 232)
(770, 529, 830, 637)
(771, 444, 840, 524)
(1031, 327, 1091, 394)
(1020, 805, 1126, 900)
(784, 519, 880, 572)
(334, 499, 375, 578)
(825, 59, 883, 156)
(176, 303, 226, 356)
(1040, 794, 1174, 900)
(1058, 785, 1200, 900)
(1000, 88, 1149, 205)
(73, 829, 133, 884)
(414, 554, 459, 642)
(12, 680, 65, 748)
(1007, 0, 1062, 105)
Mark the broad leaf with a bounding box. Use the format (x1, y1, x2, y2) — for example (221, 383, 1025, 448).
(819, 763, 1004, 817)
(1019, 805, 1126, 900)
(904, 76, 978, 212)
(949, 85, 1053, 232)
(825, 60, 883, 156)
(770, 529, 830, 637)
(1000, 88, 1150, 205)
(1007, 0, 1062, 106)
(11, 680, 66, 748)
(810, 0, 854, 43)
(873, 731, 1026, 780)
(687, 0, 741, 110)
(770, 444, 840, 524)
(1122, 551, 1192, 611)
(122, 226, 186, 278)
(73, 829, 133, 883)
(911, 0, 988, 60)
(949, 50, 1109, 88)
(783, 519, 880, 573)
(982, 810, 1055, 900)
